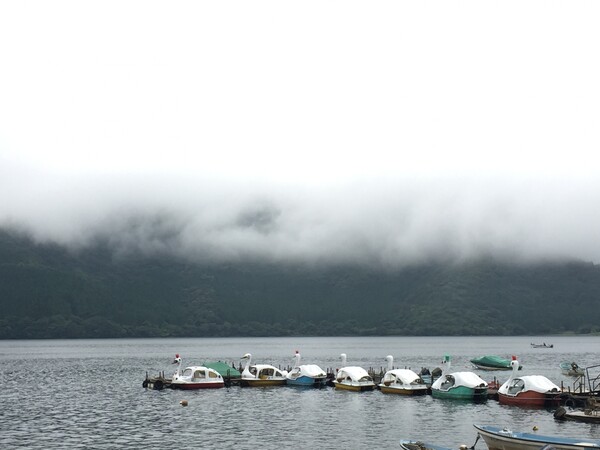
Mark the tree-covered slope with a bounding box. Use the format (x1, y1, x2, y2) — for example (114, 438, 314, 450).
(1, 230, 599, 338)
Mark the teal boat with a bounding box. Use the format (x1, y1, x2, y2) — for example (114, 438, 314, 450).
(431, 355, 488, 401)
(470, 355, 522, 371)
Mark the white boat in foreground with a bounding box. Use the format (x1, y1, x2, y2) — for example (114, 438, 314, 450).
(474, 424, 600, 450)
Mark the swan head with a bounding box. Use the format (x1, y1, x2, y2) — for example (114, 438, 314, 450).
(173, 354, 182, 364)
(241, 353, 252, 360)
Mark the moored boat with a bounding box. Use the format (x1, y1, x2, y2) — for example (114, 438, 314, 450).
(240, 353, 288, 387)
(430, 355, 488, 401)
(379, 355, 427, 395)
(554, 397, 600, 423)
(498, 357, 561, 407)
(474, 423, 600, 450)
(333, 353, 375, 392)
(203, 361, 242, 380)
(470, 355, 520, 371)
(560, 361, 585, 377)
(531, 342, 553, 348)
(399, 441, 455, 450)
(285, 351, 327, 387)
(171, 354, 225, 389)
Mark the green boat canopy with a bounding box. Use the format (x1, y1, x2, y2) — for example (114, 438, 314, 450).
(470, 355, 522, 370)
(204, 361, 241, 378)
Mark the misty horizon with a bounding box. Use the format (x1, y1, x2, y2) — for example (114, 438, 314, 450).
(1, 165, 599, 267)
(1, 2, 599, 267)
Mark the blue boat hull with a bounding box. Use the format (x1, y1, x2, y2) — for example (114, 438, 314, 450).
(286, 375, 327, 387)
(474, 424, 600, 450)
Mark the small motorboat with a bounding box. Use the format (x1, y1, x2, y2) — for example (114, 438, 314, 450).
(379, 355, 427, 395)
(554, 397, 600, 424)
(470, 355, 521, 371)
(560, 361, 585, 377)
(170, 354, 225, 389)
(498, 357, 561, 407)
(332, 353, 376, 392)
(474, 423, 600, 450)
(530, 342, 553, 348)
(285, 351, 327, 387)
(240, 353, 288, 387)
(399, 441, 456, 450)
(430, 355, 488, 401)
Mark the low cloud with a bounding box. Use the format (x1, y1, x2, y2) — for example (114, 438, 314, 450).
(2, 161, 599, 267)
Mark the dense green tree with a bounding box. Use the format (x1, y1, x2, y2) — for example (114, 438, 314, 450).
(1, 229, 600, 338)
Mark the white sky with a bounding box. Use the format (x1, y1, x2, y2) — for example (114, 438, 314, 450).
(1, 1, 599, 265)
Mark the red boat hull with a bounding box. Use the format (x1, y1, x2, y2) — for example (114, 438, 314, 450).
(499, 390, 561, 407)
(171, 382, 224, 390)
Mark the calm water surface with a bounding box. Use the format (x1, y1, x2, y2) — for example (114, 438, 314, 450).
(1, 336, 599, 449)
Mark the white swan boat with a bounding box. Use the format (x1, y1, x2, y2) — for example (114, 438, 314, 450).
(497, 357, 561, 407)
(333, 353, 375, 392)
(286, 351, 327, 387)
(240, 353, 288, 387)
(430, 355, 488, 401)
(379, 355, 428, 395)
(171, 354, 225, 389)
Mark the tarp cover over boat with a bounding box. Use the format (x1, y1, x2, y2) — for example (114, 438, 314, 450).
(204, 361, 241, 378)
(470, 355, 516, 370)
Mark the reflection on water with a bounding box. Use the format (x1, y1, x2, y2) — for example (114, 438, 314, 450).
(1, 336, 600, 449)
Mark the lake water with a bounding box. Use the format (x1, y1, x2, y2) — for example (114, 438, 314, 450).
(1, 335, 599, 449)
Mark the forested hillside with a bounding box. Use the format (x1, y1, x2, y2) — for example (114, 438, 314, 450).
(1, 229, 599, 338)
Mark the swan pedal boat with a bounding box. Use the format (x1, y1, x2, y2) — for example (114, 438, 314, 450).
(498, 357, 561, 407)
(171, 355, 225, 389)
(240, 353, 288, 387)
(333, 366, 376, 391)
(333, 353, 376, 392)
(380, 355, 428, 395)
(286, 351, 327, 387)
(430, 356, 488, 401)
(474, 424, 600, 450)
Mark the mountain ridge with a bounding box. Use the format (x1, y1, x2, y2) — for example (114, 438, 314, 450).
(1, 229, 599, 339)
